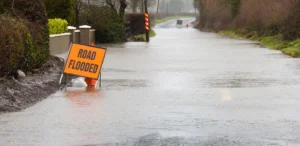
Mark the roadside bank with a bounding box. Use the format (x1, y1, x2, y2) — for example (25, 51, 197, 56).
(0, 56, 73, 113)
(194, 0, 300, 58)
(128, 29, 156, 42)
(219, 29, 300, 57)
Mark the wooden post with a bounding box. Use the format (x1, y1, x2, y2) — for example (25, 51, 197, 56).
(144, 0, 149, 42)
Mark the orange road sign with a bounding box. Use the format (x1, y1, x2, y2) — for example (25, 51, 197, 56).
(64, 43, 106, 79)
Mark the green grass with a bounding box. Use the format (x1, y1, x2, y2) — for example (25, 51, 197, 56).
(219, 29, 300, 57)
(260, 35, 289, 50)
(219, 30, 245, 39)
(281, 39, 300, 57)
(153, 16, 195, 25)
(128, 29, 156, 42)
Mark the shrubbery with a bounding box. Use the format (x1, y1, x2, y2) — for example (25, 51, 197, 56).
(0, 0, 49, 76)
(48, 18, 68, 35)
(0, 15, 26, 75)
(196, 0, 300, 57)
(197, 0, 300, 40)
(80, 5, 125, 43)
(222, 0, 241, 18)
(281, 1, 300, 40)
(124, 13, 146, 36)
(45, 0, 74, 24)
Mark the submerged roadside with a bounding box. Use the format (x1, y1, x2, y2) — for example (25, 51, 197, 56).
(219, 29, 300, 57)
(0, 56, 73, 113)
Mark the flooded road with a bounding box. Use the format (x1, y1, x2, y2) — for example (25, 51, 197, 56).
(1, 18, 300, 146)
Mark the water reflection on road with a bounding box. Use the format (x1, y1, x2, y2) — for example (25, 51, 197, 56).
(0, 18, 300, 146)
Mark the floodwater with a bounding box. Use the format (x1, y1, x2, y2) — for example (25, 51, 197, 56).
(1, 18, 300, 146)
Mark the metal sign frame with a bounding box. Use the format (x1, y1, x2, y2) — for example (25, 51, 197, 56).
(59, 43, 106, 90)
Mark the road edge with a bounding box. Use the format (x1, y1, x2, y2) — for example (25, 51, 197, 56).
(0, 56, 74, 113)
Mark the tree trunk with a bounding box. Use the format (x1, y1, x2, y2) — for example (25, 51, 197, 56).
(75, 9, 79, 27)
(132, 0, 137, 12)
(106, 0, 117, 12)
(119, 0, 127, 19)
(141, 0, 144, 12)
(132, 7, 137, 12)
(156, 0, 159, 14)
(74, 0, 81, 27)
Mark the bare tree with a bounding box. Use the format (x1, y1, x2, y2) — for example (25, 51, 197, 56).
(75, 0, 84, 27)
(105, 0, 118, 12)
(156, 0, 159, 14)
(137, 0, 155, 12)
(129, 0, 139, 12)
(127, 0, 157, 13)
(119, 0, 127, 18)
(103, 0, 127, 18)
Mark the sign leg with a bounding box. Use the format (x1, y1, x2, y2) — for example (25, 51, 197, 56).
(59, 73, 64, 84)
(99, 72, 102, 89)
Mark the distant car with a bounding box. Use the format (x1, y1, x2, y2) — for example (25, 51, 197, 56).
(176, 20, 183, 25)
(176, 20, 184, 28)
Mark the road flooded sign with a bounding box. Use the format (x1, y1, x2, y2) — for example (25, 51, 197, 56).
(64, 43, 106, 79)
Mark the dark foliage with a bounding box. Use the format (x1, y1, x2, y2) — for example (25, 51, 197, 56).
(282, 1, 300, 40)
(197, 0, 300, 40)
(124, 13, 146, 36)
(0, 0, 49, 75)
(45, 0, 74, 24)
(80, 5, 125, 43)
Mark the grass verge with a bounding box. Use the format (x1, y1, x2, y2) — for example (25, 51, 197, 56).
(128, 29, 156, 42)
(219, 29, 300, 57)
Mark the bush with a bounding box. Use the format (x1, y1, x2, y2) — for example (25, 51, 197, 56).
(12, 0, 50, 70)
(222, 0, 241, 18)
(128, 29, 156, 42)
(198, 0, 295, 33)
(124, 13, 146, 36)
(45, 0, 74, 24)
(198, 0, 232, 30)
(0, 1, 3, 14)
(282, 1, 300, 40)
(0, 15, 43, 75)
(0, 15, 25, 75)
(80, 5, 125, 43)
(48, 18, 68, 34)
(0, 0, 49, 75)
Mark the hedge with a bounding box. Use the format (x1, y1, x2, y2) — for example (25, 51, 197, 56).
(80, 6, 125, 43)
(0, 16, 25, 75)
(45, 0, 74, 25)
(0, 0, 49, 76)
(48, 18, 68, 35)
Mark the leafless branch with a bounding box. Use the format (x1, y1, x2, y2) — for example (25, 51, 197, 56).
(106, 0, 117, 12)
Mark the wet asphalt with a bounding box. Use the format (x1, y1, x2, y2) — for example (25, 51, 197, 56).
(1, 18, 300, 146)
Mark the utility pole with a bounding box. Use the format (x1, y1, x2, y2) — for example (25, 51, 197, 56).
(144, 0, 150, 42)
